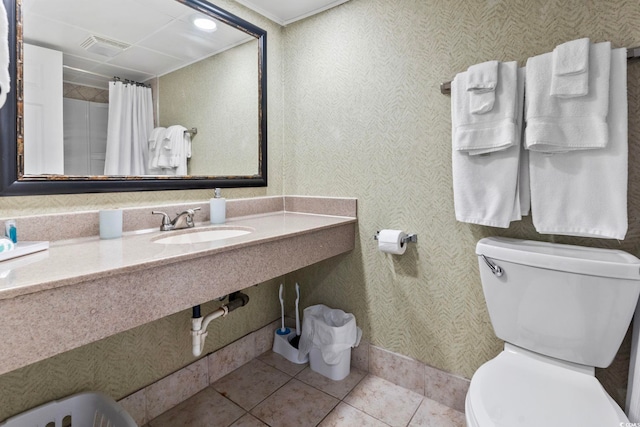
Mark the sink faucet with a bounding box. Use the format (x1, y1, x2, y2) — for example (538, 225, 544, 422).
(152, 208, 201, 231)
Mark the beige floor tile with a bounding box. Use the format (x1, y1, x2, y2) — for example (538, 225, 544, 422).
(258, 350, 308, 376)
(344, 375, 424, 427)
(213, 359, 291, 410)
(409, 398, 466, 426)
(319, 402, 390, 427)
(147, 386, 244, 427)
(251, 379, 339, 427)
(296, 366, 366, 399)
(230, 413, 269, 427)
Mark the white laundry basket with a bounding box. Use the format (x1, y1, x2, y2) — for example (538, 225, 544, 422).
(0, 392, 137, 427)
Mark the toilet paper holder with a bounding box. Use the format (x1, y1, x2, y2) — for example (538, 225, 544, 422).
(374, 231, 418, 244)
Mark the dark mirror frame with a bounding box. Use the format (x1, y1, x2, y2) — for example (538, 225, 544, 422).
(0, 0, 267, 196)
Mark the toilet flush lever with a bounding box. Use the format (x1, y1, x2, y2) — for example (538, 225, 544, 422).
(481, 255, 503, 277)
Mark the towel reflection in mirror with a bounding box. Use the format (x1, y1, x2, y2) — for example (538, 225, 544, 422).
(148, 125, 192, 176)
(103, 81, 191, 176)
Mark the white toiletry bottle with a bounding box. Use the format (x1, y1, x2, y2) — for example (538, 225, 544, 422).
(210, 188, 226, 224)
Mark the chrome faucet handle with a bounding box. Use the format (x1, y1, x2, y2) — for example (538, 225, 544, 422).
(152, 211, 173, 231)
(171, 207, 201, 229)
(184, 207, 201, 227)
(188, 207, 201, 227)
(177, 207, 201, 217)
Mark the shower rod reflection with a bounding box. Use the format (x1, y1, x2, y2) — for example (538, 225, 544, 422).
(62, 65, 151, 88)
(112, 76, 150, 88)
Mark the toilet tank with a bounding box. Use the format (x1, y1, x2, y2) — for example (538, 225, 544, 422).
(477, 237, 640, 368)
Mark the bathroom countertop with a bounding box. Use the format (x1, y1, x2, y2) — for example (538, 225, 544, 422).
(0, 196, 357, 375)
(0, 211, 356, 301)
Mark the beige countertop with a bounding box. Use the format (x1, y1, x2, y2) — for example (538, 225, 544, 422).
(0, 211, 356, 301)
(0, 196, 358, 375)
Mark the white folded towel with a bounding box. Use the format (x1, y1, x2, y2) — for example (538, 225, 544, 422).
(147, 126, 166, 173)
(553, 38, 590, 75)
(529, 48, 627, 239)
(467, 60, 499, 114)
(551, 38, 590, 97)
(453, 61, 518, 155)
(158, 125, 191, 175)
(467, 60, 499, 91)
(0, 1, 10, 109)
(510, 68, 530, 221)
(526, 41, 611, 153)
(514, 143, 530, 219)
(452, 67, 526, 228)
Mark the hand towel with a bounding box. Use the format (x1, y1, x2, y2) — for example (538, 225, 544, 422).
(551, 38, 590, 97)
(467, 60, 498, 114)
(0, 1, 10, 109)
(526, 41, 610, 153)
(158, 125, 191, 175)
(553, 38, 590, 75)
(147, 127, 166, 174)
(452, 67, 526, 228)
(453, 61, 518, 155)
(470, 90, 496, 114)
(529, 48, 627, 239)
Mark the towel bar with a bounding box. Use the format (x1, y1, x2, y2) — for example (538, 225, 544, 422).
(439, 45, 640, 95)
(184, 127, 198, 138)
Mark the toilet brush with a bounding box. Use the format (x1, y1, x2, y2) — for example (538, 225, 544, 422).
(277, 283, 290, 335)
(290, 283, 301, 348)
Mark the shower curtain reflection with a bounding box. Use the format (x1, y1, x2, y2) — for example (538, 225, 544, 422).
(103, 81, 153, 175)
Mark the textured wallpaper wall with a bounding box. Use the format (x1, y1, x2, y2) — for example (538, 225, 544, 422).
(159, 39, 259, 176)
(2, 0, 640, 421)
(282, 0, 640, 404)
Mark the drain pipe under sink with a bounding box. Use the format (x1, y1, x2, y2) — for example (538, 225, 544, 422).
(191, 292, 250, 357)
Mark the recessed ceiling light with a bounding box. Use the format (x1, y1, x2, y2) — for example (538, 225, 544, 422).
(192, 15, 217, 32)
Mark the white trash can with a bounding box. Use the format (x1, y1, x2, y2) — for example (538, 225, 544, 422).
(299, 304, 362, 381)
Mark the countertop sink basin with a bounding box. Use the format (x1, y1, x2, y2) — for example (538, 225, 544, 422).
(153, 227, 253, 245)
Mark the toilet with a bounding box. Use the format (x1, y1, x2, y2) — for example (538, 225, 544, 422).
(466, 237, 640, 427)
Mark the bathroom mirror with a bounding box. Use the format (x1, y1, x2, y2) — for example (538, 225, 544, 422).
(0, 0, 267, 195)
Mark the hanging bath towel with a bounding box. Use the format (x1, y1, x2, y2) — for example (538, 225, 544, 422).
(452, 65, 527, 227)
(525, 42, 611, 153)
(528, 47, 628, 239)
(158, 125, 191, 175)
(0, 1, 10, 109)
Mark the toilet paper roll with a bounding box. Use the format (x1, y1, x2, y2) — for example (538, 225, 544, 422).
(377, 229, 407, 255)
(99, 209, 123, 240)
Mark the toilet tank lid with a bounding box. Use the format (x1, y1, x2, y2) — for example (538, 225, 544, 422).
(476, 237, 640, 280)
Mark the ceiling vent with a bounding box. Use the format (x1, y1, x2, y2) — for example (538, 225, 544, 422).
(80, 35, 130, 57)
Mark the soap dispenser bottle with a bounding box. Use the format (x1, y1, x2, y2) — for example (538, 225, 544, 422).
(210, 188, 226, 224)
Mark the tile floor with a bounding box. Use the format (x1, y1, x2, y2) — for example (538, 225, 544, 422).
(144, 351, 466, 427)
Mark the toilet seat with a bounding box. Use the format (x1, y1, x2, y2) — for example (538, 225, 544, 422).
(466, 348, 628, 427)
